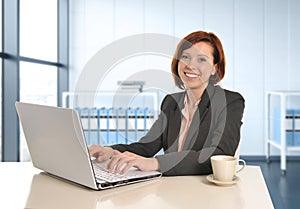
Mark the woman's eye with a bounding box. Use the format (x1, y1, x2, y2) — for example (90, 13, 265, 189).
(181, 54, 190, 60)
(198, 57, 206, 62)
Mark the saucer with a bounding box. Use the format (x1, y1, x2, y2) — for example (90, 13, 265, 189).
(206, 174, 239, 186)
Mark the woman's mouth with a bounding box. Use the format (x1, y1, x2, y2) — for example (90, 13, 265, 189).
(184, 72, 200, 78)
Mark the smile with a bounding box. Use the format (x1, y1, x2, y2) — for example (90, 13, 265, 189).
(184, 72, 200, 78)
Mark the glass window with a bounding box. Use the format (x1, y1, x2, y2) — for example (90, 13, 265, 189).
(19, 62, 58, 161)
(20, 62, 58, 106)
(20, 0, 57, 62)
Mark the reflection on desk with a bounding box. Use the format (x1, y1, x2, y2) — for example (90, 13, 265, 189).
(26, 171, 243, 209)
(25, 172, 162, 209)
(0, 163, 274, 209)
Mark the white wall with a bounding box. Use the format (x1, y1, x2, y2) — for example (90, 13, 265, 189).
(69, 0, 300, 156)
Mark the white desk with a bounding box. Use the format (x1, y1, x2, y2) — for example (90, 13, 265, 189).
(0, 162, 274, 209)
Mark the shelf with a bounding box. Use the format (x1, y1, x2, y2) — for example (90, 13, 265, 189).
(265, 91, 300, 174)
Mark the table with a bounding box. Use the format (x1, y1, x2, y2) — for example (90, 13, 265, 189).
(265, 91, 300, 174)
(0, 162, 274, 209)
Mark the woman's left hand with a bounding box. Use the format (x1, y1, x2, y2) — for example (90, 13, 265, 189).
(107, 150, 160, 174)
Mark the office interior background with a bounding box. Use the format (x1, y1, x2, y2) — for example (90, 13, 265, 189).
(1, 0, 300, 163)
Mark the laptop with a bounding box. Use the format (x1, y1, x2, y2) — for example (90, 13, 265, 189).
(15, 102, 162, 190)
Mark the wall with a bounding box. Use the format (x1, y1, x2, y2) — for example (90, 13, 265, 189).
(69, 0, 300, 156)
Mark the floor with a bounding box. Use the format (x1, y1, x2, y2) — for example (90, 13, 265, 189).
(245, 159, 300, 209)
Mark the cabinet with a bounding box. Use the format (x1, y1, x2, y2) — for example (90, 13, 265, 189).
(266, 91, 300, 174)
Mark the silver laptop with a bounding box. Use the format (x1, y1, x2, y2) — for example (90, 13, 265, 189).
(15, 102, 161, 190)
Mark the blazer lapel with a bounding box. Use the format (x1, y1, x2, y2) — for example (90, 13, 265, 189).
(167, 109, 182, 152)
(182, 85, 215, 151)
(166, 93, 185, 153)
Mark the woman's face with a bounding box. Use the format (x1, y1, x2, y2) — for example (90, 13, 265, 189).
(178, 42, 216, 90)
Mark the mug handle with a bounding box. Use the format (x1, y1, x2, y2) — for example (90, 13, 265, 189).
(236, 159, 246, 173)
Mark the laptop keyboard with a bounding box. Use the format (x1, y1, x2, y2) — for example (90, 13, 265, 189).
(92, 160, 141, 183)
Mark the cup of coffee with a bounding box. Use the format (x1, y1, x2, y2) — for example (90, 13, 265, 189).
(210, 155, 246, 182)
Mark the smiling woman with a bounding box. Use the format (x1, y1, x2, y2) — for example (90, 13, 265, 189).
(171, 31, 225, 91)
(89, 30, 245, 176)
(177, 42, 216, 100)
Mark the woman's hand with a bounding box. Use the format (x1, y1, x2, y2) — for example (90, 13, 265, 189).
(88, 144, 117, 162)
(108, 151, 160, 174)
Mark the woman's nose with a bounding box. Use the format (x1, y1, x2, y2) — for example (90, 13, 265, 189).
(186, 60, 199, 71)
(187, 64, 196, 71)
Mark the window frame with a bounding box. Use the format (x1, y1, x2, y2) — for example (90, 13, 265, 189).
(1, 0, 69, 161)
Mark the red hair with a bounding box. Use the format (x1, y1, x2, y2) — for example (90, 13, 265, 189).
(171, 31, 226, 89)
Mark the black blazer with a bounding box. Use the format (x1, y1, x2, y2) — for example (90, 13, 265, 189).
(111, 84, 245, 176)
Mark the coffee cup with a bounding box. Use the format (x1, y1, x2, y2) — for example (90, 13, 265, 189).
(210, 155, 246, 182)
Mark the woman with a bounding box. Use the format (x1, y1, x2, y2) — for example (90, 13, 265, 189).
(89, 31, 245, 176)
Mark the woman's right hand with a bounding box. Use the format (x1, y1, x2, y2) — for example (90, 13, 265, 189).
(88, 145, 116, 162)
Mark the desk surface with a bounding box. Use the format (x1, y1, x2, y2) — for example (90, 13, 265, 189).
(0, 162, 274, 209)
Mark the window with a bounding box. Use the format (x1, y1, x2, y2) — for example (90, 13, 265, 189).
(1, 0, 68, 162)
(19, 62, 58, 105)
(18, 0, 59, 161)
(20, 0, 57, 62)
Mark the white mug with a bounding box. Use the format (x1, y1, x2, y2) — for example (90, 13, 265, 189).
(210, 155, 246, 182)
